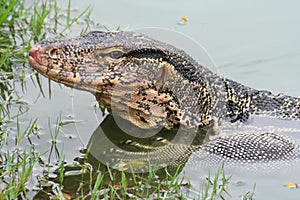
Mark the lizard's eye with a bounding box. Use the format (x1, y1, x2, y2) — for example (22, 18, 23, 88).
(108, 51, 123, 59)
(94, 49, 124, 62)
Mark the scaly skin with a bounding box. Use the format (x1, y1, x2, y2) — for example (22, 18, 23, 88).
(29, 31, 300, 163)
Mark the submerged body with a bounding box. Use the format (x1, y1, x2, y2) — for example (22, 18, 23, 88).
(29, 31, 300, 163)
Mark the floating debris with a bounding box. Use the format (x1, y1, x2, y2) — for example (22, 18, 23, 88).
(181, 17, 187, 22)
(284, 182, 298, 189)
(33, 125, 41, 131)
(177, 16, 188, 25)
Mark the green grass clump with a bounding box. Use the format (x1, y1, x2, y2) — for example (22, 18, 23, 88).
(0, 119, 40, 199)
(64, 162, 191, 199)
(201, 164, 230, 200)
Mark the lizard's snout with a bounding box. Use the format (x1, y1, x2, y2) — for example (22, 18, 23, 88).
(29, 45, 44, 66)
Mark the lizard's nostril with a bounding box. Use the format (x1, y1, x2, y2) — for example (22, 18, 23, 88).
(49, 48, 58, 57)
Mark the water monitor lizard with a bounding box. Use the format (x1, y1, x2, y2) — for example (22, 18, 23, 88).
(29, 31, 300, 167)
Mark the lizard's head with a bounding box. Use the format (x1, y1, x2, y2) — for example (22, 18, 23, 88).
(29, 31, 182, 93)
(29, 31, 213, 129)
